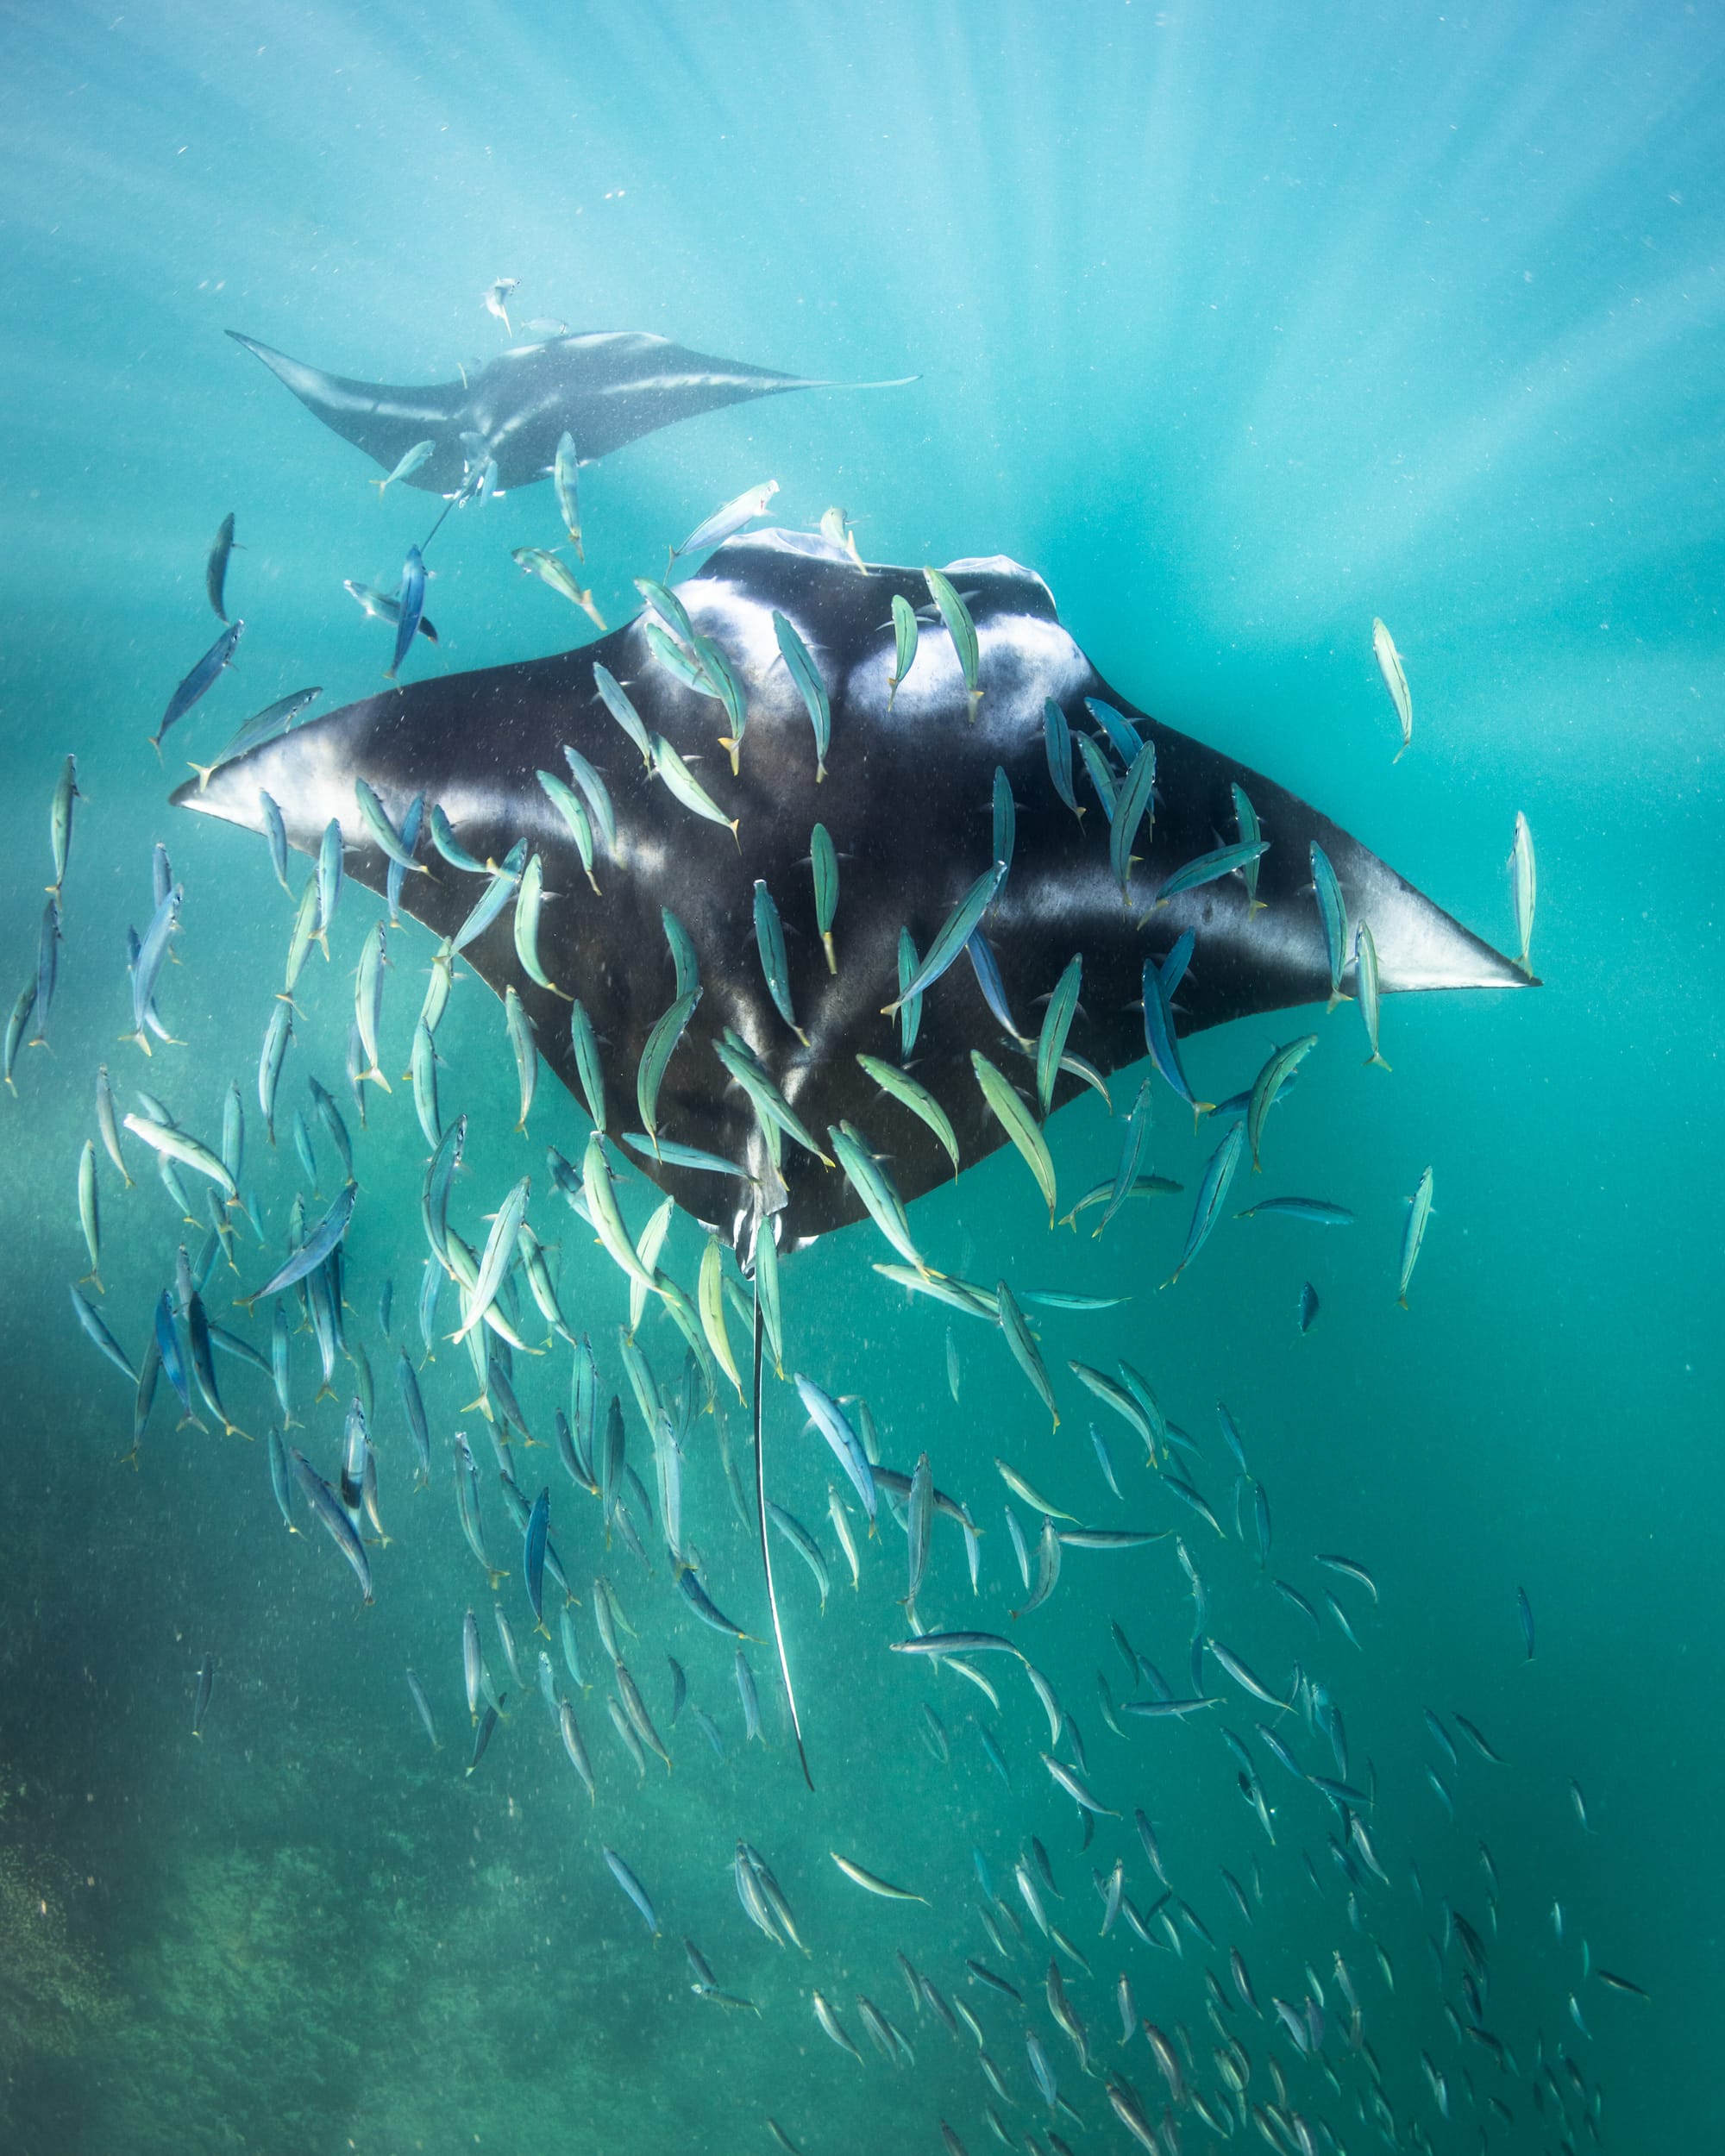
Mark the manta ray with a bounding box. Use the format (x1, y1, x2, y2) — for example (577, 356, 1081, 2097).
(227, 329, 915, 496)
(172, 529, 1529, 1257)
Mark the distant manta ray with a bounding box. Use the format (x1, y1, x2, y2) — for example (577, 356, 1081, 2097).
(227, 329, 917, 496)
(173, 528, 1533, 1257)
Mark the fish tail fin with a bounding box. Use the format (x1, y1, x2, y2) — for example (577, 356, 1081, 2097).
(1366, 1052, 1392, 1072)
(361, 1065, 392, 1093)
(80, 1268, 103, 1294)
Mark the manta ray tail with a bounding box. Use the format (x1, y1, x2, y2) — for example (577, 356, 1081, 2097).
(227, 331, 465, 487)
(752, 1271, 813, 1792)
(794, 373, 921, 393)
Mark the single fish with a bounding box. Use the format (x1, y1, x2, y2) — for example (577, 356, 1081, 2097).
(1510, 810, 1537, 977)
(1207, 1639, 1289, 1712)
(205, 512, 239, 622)
(482, 276, 518, 333)
(772, 610, 831, 780)
(923, 567, 982, 717)
(1042, 1752, 1118, 1815)
(997, 1281, 1058, 1428)
(831, 1852, 927, 1902)
(1397, 1165, 1435, 1308)
(122, 1113, 236, 1202)
(829, 1120, 932, 1276)
(1036, 956, 1082, 1120)
(190, 688, 323, 792)
(1165, 1119, 1245, 1287)
(751, 880, 806, 1044)
(70, 1285, 135, 1383)
(674, 479, 779, 561)
(1453, 1711, 1504, 1764)
(1315, 1553, 1378, 1601)
(650, 733, 738, 839)
(352, 921, 391, 1090)
(291, 1447, 373, 1603)
(1139, 944, 1212, 1118)
(239, 1180, 358, 1308)
(888, 593, 919, 708)
(373, 438, 436, 498)
(812, 1992, 862, 2061)
(819, 505, 865, 573)
(47, 755, 79, 901)
(77, 1139, 102, 1290)
(883, 862, 1007, 1019)
(1245, 1036, 1317, 1172)
(1095, 1078, 1151, 1239)
(386, 548, 426, 680)
(552, 431, 584, 557)
(810, 822, 840, 971)
(512, 546, 605, 631)
(888, 1631, 1025, 1662)
(1372, 617, 1413, 761)
(994, 1460, 1079, 1523)
(342, 580, 440, 644)
(1155, 837, 1269, 907)
(1232, 784, 1269, 913)
(153, 620, 242, 753)
(856, 1055, 959, 1176)
(28, 899, 60, 1050)
(1309, 843, 1351, 1011)
(1110, 736, 1157, 902)
(1043, 699, 1082, 820)
(1354, 920, 1389, 1069)
(600, 1846, 659, 1934)
(1235, 1196, 1353, 1226)
(971, 1052, 1057, 1223)
(795, 1376, 876, 1525)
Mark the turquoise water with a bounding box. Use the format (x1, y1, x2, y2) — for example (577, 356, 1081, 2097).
(1, 4, 1720, 2151)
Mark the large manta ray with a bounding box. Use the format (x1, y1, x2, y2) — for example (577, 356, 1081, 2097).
(173, 530, 1528, 1251)
(228, 329, 913, 496)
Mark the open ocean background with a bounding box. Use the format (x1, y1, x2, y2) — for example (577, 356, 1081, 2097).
(0, 3, 1720, 2152)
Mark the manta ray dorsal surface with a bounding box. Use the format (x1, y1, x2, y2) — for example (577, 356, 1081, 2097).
(173, 529, 1529, 1249)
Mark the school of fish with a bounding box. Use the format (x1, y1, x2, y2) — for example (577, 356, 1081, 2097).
(16, 296, 1639, 2156)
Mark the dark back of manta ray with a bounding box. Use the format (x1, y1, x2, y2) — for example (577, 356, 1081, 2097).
(173, 530, 1527, 1250)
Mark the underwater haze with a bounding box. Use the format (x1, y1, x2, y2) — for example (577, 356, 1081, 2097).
(1, 3, 1721, 2153)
